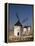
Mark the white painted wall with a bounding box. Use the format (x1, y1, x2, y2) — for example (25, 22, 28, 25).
(14, 26, 21, 37)
(27, 27, 31, 33)
(23, 28, 27, 32)
(28, 27, 30, 31)
(22, 28, 27, 34)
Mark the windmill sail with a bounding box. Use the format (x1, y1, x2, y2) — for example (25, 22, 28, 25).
(16, 13, 28, 25)
(22, 17, 28, 23)
(16, 13, 20, 21)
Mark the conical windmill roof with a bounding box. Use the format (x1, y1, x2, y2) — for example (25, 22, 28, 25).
(24, 26, 31, 28)
(15, 20, 22, 26)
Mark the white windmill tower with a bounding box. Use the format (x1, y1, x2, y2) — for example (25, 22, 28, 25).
(14, 13, 22, 37)
(22, 17, 29, 35)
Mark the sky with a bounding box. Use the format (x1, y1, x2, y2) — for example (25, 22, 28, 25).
(8, 4, 33, 30)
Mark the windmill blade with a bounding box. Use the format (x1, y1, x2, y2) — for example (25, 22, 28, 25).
(16, 13, 20, 21)
(22, 17, 28, 23)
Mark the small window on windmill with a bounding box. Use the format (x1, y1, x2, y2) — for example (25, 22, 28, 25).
(17, 32, 19, 36)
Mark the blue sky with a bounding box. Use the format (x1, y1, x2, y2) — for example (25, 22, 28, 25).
(8, 4, 33, 29)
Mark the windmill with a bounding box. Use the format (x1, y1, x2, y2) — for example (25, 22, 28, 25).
(14, 13, 28, 37)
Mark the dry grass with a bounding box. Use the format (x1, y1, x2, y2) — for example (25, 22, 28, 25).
(8, 30, 33, 42)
